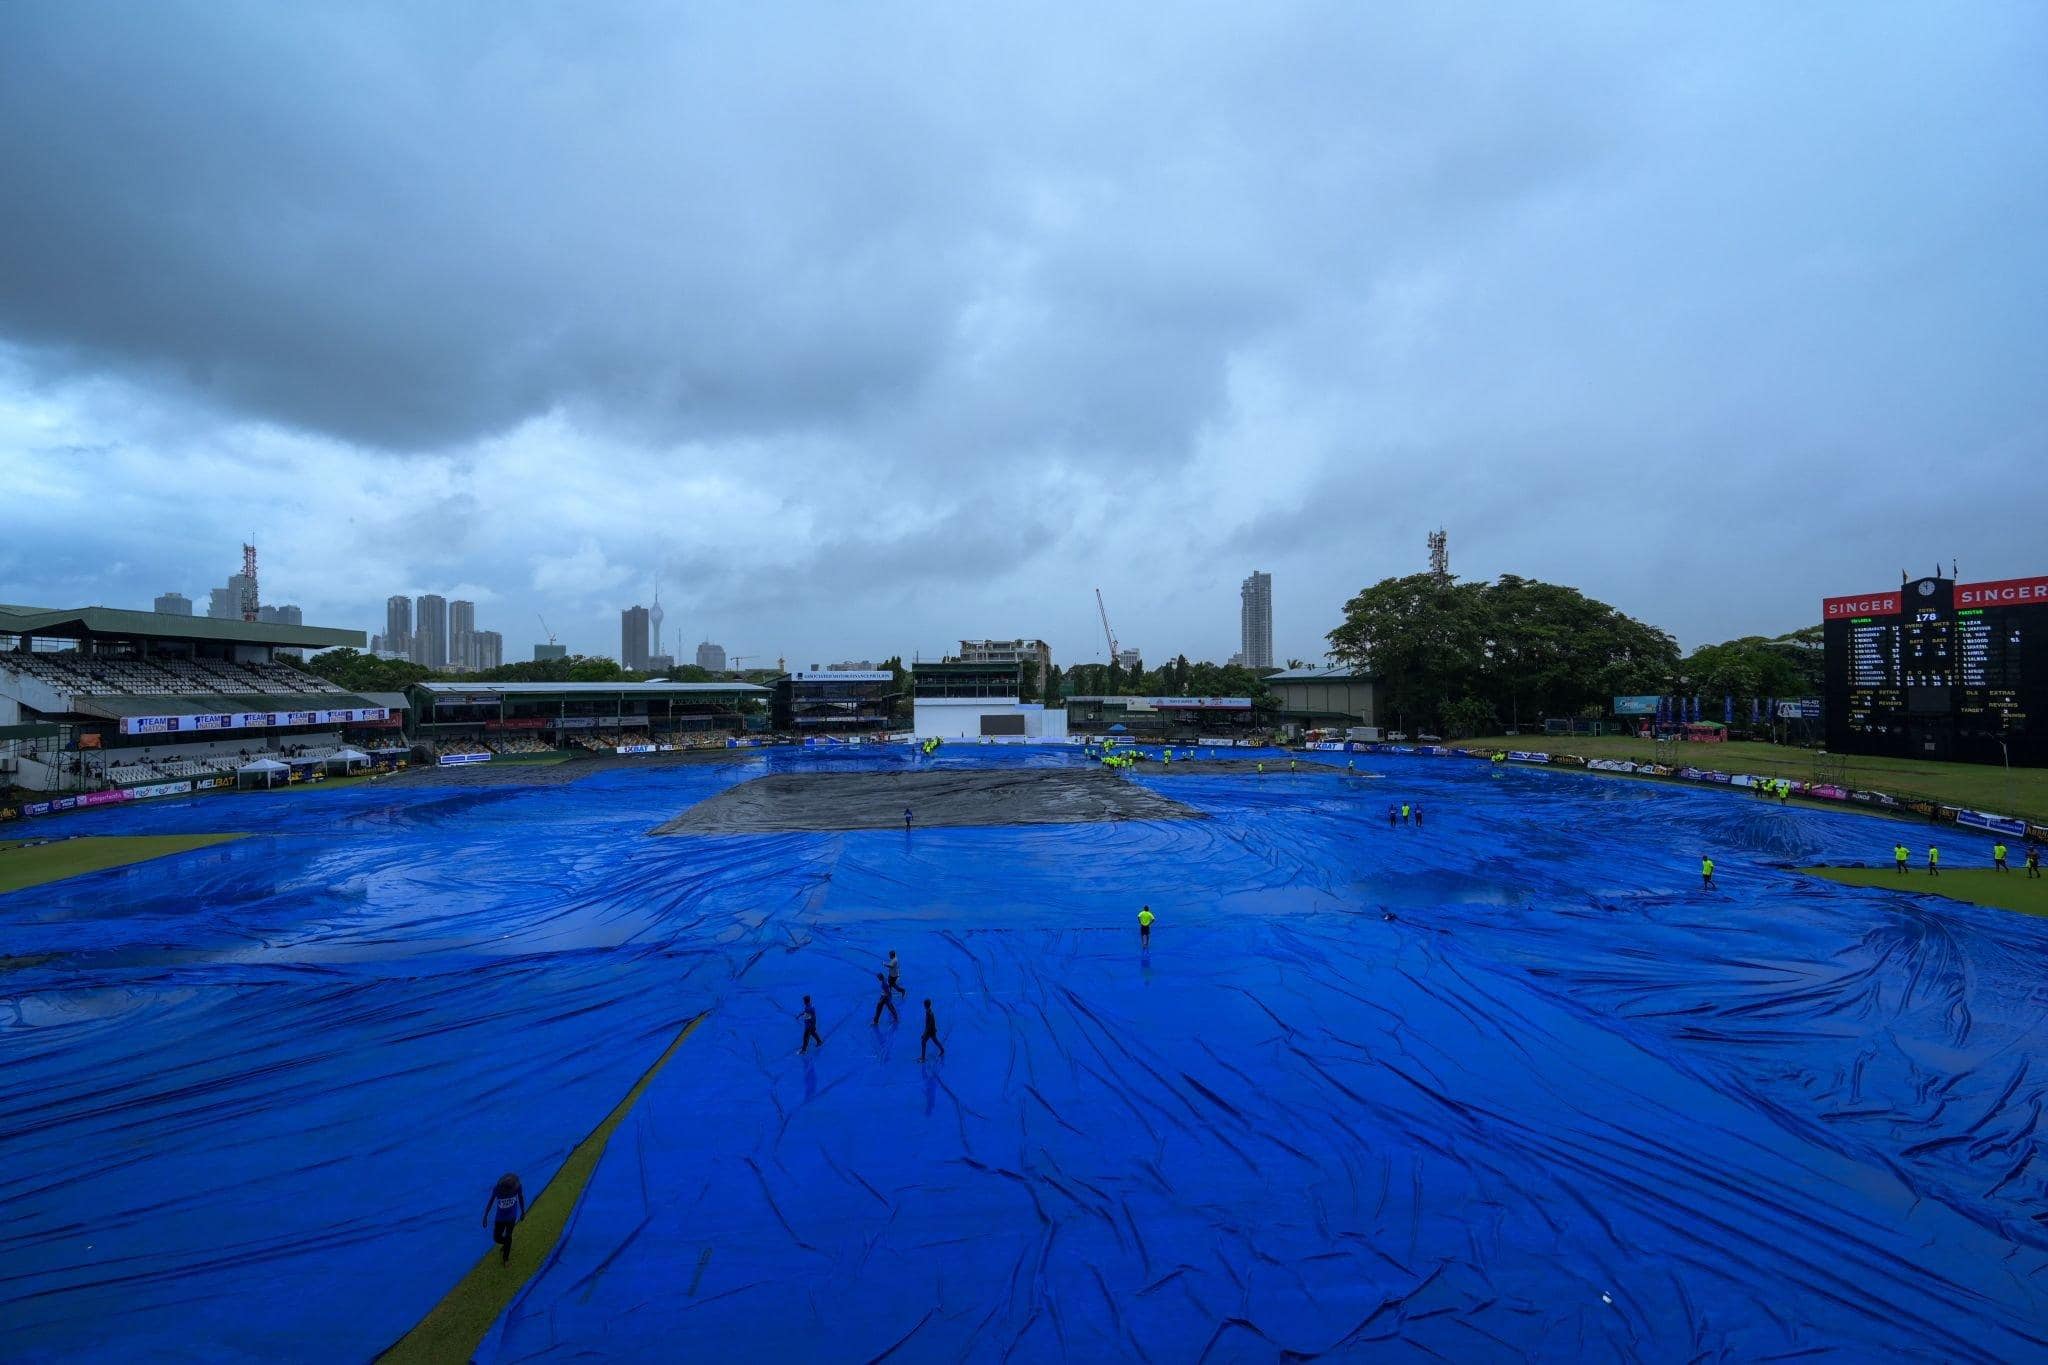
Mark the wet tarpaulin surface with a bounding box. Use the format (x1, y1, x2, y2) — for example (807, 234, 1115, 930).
(652, 765, 1202, 834)
(2, 748, 2045, 1360)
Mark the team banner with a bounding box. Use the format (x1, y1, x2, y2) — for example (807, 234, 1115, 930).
(1613, 696, 1659, 715)
(119, 706, 389, 736)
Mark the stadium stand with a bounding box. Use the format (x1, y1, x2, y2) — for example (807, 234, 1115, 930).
(1, 603, 368, 793)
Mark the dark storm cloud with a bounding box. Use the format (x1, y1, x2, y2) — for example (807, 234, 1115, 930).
(1, 2, 2044, 661)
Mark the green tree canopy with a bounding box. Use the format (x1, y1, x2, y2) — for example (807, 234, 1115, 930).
(1326, 573, 1678, 732)
(298, 648, 431, 693)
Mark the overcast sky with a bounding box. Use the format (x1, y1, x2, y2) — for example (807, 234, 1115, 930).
(3, 3, 2043, 667)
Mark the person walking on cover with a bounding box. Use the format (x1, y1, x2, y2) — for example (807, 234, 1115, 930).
(1701, 855, 1715, 890)
(482, 1172, 526, 1266)
(799, 995, 823, 1053)
(1993, 841, 2009, 872)
(871, 971, 899, 1026)
(1138, 904, 1155, 948)
(2027, 844, 2041, 878)
(887, 950, 905, 997)
(920, 998, 945, 1061)
(1412, 804, 1424, 828)
(1894, 842, 1909, 876)
(1927, 845, 1940, 877)
(903, 807, 913, 830)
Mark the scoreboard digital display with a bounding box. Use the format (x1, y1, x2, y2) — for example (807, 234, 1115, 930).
(1823, 574, 2047, 766)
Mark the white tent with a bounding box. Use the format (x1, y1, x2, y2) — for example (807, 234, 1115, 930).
(236, 757, 290, 789)
(325, 747, 373, 773)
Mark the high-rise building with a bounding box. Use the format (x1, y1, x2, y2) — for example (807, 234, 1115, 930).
(207, 574, 255, 620)
(449, 599, 477, 669)
(382, 595, 413, 659)
(256, 604, 303, 626)
(621, 605, 651, 671)
(957, 638, 1053, 683)
(696, 641, 727, 672)
(1239, 571, 1273, 671)
(647, 653, 675, 675)
(474, 630, 503, 672)
(413, 594, 449, 669)
(154, 592, 193, 616)
(534, 643, 568, 662)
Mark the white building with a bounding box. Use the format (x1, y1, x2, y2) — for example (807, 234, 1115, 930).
(696, 641, 727, 672)
(910, 662, 1067, 742)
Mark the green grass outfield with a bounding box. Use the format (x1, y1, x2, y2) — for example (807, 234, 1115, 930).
(1451, 735, 2047, 826)
(1805, 865, 2048, 918)
(379, 1013, 706, 1364)
(0, 833, 246, 896)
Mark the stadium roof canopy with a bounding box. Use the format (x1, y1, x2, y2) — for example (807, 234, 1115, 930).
(911, 661, 1020, 674)
(413, 680, 767, 698)
(0, 603, 363, 650)
(1262, 664, 1372, 681)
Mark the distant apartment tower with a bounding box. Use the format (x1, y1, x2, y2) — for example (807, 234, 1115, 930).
(621, 605, 651, 671)
(534, 643, 569, 662)
(696, 641, 727, 672)
(413, 594, 449, 669)
(449, 599, 477, 670)
(957, 638, 1053, 684)
(256, 604, 303, 626)
(384, 595, 413, 659)
(207, 574, 255, 620)
(1239, 571, 1273, 670)
(154, 591, 193, 616)
(474, 630, 504, 672)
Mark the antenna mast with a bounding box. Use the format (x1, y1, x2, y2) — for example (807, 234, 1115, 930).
(1427, 527, 1449, 580)
(240, 543, 260, 621)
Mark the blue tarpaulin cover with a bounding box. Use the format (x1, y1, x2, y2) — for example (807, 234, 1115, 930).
(2, 747, 2043, 1361)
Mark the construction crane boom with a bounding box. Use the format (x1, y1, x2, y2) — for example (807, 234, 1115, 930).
(537, 613, 557, 645)
(1095, 587, 1119, 660)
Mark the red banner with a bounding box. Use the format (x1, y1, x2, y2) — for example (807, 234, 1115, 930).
(1955, 575, 2048, 609)
(1822, 591, 1900, 619)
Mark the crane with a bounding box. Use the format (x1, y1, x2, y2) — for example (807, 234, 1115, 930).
(537, 613, 557, 646)
(1095, 587, 1120, 661)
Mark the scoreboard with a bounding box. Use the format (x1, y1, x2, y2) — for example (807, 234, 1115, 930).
(1823, 574, 2047, 766)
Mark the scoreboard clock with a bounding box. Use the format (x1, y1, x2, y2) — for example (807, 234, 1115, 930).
(1823, 574, 2046, 766)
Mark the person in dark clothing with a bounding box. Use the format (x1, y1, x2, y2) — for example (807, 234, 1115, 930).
(871, 971, 899, 1026)
(920, 998, 945, 1060)
(799, 995, 823, 1053)
(887, 950, 905, 997)
(2028, 845, 2042, 878)
(1387, 805, 1398, 829)
(903, 807, 913, 830)
(1412, 804, 1424, 828)
(483, 1172, 525, 1265)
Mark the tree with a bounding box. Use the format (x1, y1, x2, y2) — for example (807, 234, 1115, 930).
(1327, 573, 1490, 734)
(566, 655, 625, 682)
(1018, 659, 1041, 703)
(1680, 637, 1807, 704)
(1326, 572, 1678, 733)
(1441, 696, 1497, 739)
(300, 648, 431, 694)
(1044, 663, 1065, 702)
